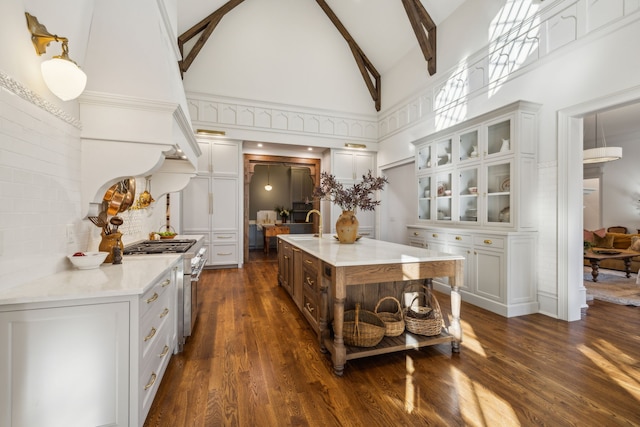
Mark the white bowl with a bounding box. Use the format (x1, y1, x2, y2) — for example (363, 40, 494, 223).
(68, 251, 109, 270)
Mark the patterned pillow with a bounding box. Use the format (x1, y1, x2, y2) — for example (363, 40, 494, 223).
(583, 228, 606, 243)
(628, 236, 640, 252)
(593, 233, 614, 249)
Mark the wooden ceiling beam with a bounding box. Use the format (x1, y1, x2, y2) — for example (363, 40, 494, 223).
(178, 0, 246, 74)
(401, 0, 437, 75)
(315, 0, 381, 111)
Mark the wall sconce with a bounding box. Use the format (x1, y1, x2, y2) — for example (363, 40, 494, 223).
(25, 12, 87, 101)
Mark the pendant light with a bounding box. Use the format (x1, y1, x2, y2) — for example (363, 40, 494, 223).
(583, 113, 622, 164)
(264, 165, 273, 191)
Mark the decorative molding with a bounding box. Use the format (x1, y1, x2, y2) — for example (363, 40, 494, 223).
(378, 0, 640, 140)
(0, 69, 81, 129)
(187, 92, 378, 143)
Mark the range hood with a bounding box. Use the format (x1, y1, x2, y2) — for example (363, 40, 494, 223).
(78, 0, 200, 217)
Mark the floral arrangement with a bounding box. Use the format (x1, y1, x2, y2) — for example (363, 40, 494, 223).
(313, 170, 388, 212)
(275, 206, 290, 219)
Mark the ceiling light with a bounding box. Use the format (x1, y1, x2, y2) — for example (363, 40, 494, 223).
(265, 165, 273, 191)
(25, 13, 87, 101)
(583, 113, 622, 164)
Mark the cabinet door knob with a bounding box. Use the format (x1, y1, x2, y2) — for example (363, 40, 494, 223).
(432, 233, 438, 238)
(484, 239, 493, 245)
(455, 236, 462, 240)
(413, 232, 419, 236)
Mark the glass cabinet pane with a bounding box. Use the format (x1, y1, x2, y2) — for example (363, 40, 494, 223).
(436, 172, 452, 221)
(436, 138, 452, 166)
(487, 119, 511, 156)
(459, 168, 479, 222)
(417, 144, 432, 171)
(486, 162, 511, 224)
(459, 129, 479, 162)
(418, 177, 431, 220)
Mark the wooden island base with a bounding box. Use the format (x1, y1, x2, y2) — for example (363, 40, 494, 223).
(278, 235, 464, 375)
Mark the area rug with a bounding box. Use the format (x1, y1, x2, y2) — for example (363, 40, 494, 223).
(583, 269, 640, 306)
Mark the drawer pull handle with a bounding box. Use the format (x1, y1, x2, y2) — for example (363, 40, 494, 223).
(305, 277, 315, 287)
(432, 233, 438, 238)
(217, 252, 232, 256)
(217, 236, 232, 239)
(146, 293, 159, 304)
(160, 308, 170, 318)
(284, 255, 289, 260)
(293, 248, 301, 252)
(484, 239, 493, 245)
(144, 373, 157, 390)
(305, 303, 315, 313)
(144, 327, 157, 342)
(159, 345, 170, 358)
(161, 279, 171, 287)
(455, 236, 462, 240)
(304, 259, 313, 265)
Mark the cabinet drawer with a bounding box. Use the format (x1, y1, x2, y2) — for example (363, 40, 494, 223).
(425, 231, 446, 241)
(212, 232, 237, 242)
(139, 270, 173, 317)
(447, 233, 472, 245)
(211, 243, 238, 263)
(302, 253, 319, 271)
(302, 292, 319, 326)
(407, 228, 429, 239)
(140, 290, 172, 361)
(473, 236, 505, 249)
(139, 332, 173, 423)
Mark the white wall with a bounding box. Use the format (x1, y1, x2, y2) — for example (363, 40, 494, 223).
(181, 0, 375, 114)
(0, 1, 179, 290)
(378, 161, 415, 245)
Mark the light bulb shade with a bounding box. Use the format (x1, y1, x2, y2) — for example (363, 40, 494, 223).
(264, 184, 273, 191)
(583, 146, 622, 164)
(41, 58, 87, 101)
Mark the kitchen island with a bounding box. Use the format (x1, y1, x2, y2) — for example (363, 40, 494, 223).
(277, 235, 464, 375)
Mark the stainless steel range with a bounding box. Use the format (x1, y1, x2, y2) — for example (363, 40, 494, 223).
(124, 238, 207, 352)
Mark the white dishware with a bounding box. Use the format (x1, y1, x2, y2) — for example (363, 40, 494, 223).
(68, 251, 109, 269)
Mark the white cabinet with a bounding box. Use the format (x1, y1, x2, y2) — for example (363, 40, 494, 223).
(0, 261, 181, 427)
(414, 101, 539, 231)
(332, 150, 375, 181)
(407, 226, 537, 317)
(329, 150, 376, 237)
(183, 138, 241, 267)
(0, 302, 130, 427)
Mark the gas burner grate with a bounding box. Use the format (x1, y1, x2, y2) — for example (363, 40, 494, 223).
(124, 239, 196, 255)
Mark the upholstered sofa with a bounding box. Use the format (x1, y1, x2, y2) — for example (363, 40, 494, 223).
(584, 231, 640, 272)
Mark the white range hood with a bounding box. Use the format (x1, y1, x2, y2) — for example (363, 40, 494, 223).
(78, 0, 200, 217)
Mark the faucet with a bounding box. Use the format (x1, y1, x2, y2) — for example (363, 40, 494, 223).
(305, 209, 322, 238)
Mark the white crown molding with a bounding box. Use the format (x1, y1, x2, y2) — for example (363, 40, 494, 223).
(186, 92, 379, 143)
(0, 70, 81, 129)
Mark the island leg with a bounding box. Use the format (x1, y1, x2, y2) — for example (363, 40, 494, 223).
(449, 286, 462, 353)
(318, 276, 329, 353)
(332, 296, 346, 375)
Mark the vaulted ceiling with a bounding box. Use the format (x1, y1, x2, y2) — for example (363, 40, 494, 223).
(176, 0, 467, 111)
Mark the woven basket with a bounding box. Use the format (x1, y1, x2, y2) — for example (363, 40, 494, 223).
(403, 291, 443, 336)
(374, 296, 405, 337)
(341, 303, 386, 347)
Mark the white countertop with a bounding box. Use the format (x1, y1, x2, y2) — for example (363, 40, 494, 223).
(0, 254, 182, 306)
(278, 235, 463, 267)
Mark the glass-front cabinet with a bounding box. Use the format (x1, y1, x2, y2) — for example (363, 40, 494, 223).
(413, 101, 538, 231)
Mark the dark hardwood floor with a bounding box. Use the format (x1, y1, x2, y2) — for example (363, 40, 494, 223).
(144, 251, 640, 426)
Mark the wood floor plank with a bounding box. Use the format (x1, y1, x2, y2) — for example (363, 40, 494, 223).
(144, 256, 640, 426)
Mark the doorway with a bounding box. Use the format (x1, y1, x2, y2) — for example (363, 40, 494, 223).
(558, 87, 640, 321)
(243, 154, 321, 261)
